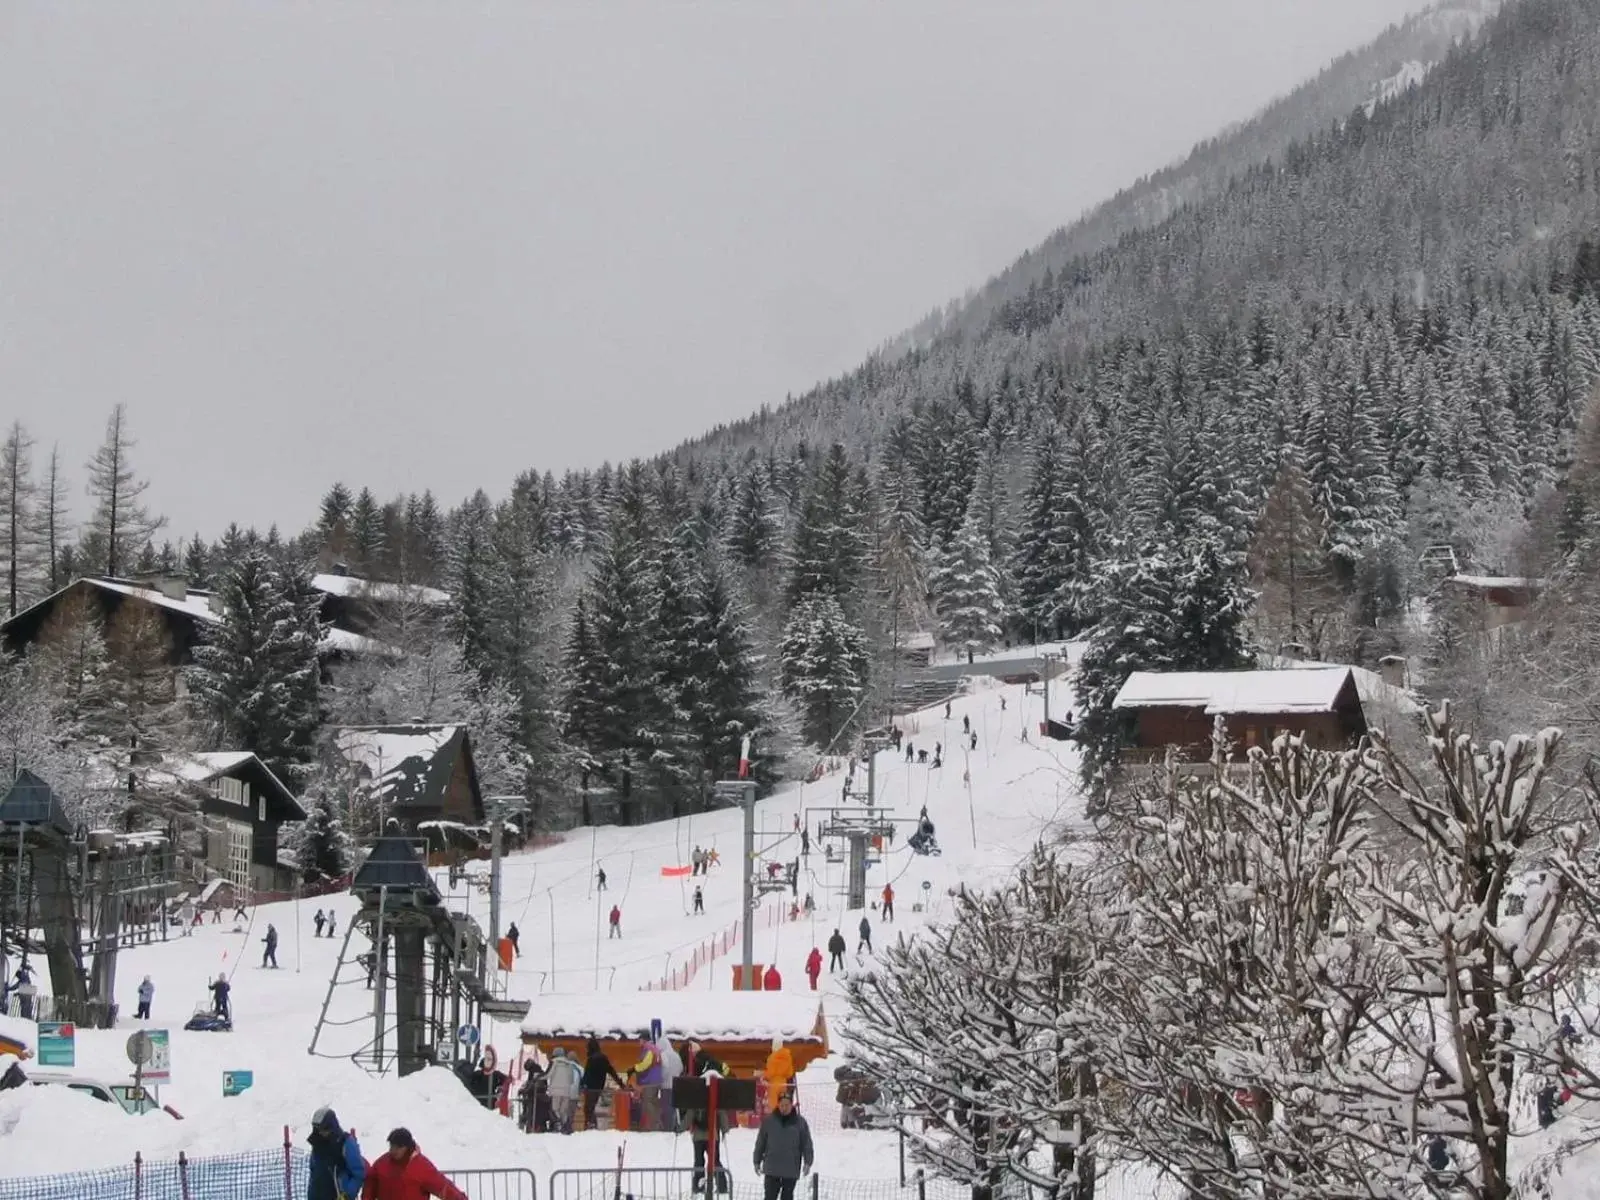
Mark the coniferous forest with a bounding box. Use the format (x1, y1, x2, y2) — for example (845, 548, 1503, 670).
(6, 0, 1600, 835)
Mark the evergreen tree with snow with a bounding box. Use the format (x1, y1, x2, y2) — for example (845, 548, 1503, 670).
(780, 592, 869, 748)
(930, 509, 1005, 663)
(787, 444, 868, 607)
(683, 557, 771, 786)
(348, 487, 385, 573)
(297, 784, 352, 883)
(187, 550, 324, 784)
(726, 465, 780, 571)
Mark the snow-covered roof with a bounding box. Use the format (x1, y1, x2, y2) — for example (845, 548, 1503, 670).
(1445, 574, 1542, 591)
(91, 577, 219, 623)
(334, 725, 474, 814)
(1113, 667, 1357, 716)
(313, 574, 451, 606)
(169, 752, 255, 783)
(520, 993, 827, 1043)
(321, 627, 401, 657)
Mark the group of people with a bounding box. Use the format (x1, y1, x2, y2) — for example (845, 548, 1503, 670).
(690, 845, 721, 875)
(311, 909, 340, 939)
(307, 1108, 468, 1200)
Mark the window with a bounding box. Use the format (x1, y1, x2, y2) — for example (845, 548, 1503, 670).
(226, 820, 253, 902)
(217, 777, 247, 807)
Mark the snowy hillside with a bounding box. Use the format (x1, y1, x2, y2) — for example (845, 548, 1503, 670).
(0, 677, 1090, 1184)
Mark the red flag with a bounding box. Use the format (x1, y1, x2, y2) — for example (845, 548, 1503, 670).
(739, 734, 751, 779)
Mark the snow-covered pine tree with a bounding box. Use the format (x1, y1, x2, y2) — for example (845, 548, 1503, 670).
(787, 444, 868, 607)
(83, 403, 164, 578)
(930, 508, 1005, 663)
(682, 556, 770, 786)
(779, 592, 869, 748)
(187, 549, 323, 784)
(1247, 457, 1334, 656)
(348, 487, 385, 574)
(297, 782, 353, 884)
(726, 464, 780, 571)
(1169, 536, 1253, 671)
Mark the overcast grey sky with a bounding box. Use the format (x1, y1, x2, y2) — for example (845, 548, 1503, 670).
(1, 1, 1433, 542)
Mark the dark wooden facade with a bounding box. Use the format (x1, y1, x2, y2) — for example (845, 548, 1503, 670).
(1124, 674, 1368, 763)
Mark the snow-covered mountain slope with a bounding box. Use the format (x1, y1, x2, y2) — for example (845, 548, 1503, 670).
(0, 677, 1089, 1181)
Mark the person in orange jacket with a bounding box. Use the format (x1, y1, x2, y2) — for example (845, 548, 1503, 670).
(881, 884, 895, 923)
(361, 1127, 466, 1200)
(805, 947, 823, 991)
(764, 1035, 795, 1111)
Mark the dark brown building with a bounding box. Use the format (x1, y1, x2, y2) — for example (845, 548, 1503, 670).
(161, 752, 306, 895)
(1112, 667, 1369, 763)
(332, 725, 486, 845)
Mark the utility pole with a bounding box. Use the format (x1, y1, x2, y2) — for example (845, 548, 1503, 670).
(485, 794, 519, 960)
(715, 779, 758, 988)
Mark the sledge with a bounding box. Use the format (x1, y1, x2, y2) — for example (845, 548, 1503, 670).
(184, 1004, 232, 1033)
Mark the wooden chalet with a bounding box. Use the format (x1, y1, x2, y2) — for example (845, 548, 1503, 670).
(1438, 574, 1541, 634)
(1112, 666, 1369, 763)
(520, 993, 829, 1079)
(332, 725, 485, 846)
(162, 752, 306, 896)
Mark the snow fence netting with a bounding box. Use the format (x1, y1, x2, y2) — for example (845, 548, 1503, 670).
(0, 1145, 308, 1200)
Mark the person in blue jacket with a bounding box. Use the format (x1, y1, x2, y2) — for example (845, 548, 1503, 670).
(307, 1106, 366, 1200)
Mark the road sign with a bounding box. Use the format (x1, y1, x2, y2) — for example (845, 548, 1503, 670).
(457, 1025, 480, 1046)
(144, 1031, 171, 1083)
(37, 1023, 75, 1068)
(222, 1070, 254, 1097)
(126, 1032, 152, 1066)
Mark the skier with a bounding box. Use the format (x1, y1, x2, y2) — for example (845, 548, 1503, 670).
(517, 1057, 549, 1132)
(800, 829, 810, 858)
(1000, 696, 1007, 711)
(209, 974, 232, 1022)
(803, 892, 815, 915)
(135, 975, 154, 1020)
(693, 886, 705, 915)
(180, 900, 195, 936)
(609, 905, 622, 938)
(597, 866, 608, 891)
(962, 714, 970, 734)
(944, 701, 952, 719)
(805, 947, 822, 991)
(363, 1127, 467, 1200)
(506, 923, 521, 957)
(547, 1047, 583, 1134)
(905, 742, 914, 763)
(581, 1035, 627, 1130)
(827, 929, 846, 973)
(233, 901, 249, 923)
(307, 1106, 366, 1200)
(692, 847, 703, 876)
(658, 1034, 685, 1131)
(753, 1087, 815, 1200)
(881, 884, 895, 923)
(857, 916, 873, 955)
(313, 909, 326, 938)
(688, 1081, 732, 1194)
(763, 964, 782, 991)
(262, 923, 279, 968)
(969, 731, 977, 751)
(934, 742, 942, 759)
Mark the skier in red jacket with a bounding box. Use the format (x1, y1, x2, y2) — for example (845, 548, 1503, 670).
(805, 947, 823, 991)
(361, 1128, 467, 1200)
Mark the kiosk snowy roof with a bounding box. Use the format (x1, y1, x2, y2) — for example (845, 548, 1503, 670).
(520, 993, 827, 1043)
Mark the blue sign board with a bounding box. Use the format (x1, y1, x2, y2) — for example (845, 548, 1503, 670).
(223, 1070, 254, 1097)
(457, 1025, 480, 1046)
(37, 1023, 75, 1068)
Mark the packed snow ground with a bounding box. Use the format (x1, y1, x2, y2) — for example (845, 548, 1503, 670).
(0, 675, 1092, 1186)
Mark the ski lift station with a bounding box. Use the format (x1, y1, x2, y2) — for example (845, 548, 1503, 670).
(519, 992, 828, 1077)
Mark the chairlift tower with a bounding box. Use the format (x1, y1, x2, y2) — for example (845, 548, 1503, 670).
(307, 830, 528, 1078)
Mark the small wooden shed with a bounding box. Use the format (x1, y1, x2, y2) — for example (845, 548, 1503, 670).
(1112, 666, 1368, 762)
(520, 992, 828, 1078)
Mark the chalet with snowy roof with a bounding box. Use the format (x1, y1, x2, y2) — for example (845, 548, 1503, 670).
(332, 725, 485, 843)
(520, 992, 829, 1080)
(159, 752, 306, 896)
(1437, 574, 1542, 634)
(1112, 666, 1369, 763)
(0, 570, 446, 663)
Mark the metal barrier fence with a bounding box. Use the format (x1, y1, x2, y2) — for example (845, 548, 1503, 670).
(550, 1167, 711, 1200)
(0, 1132, 538, 1200)
(451, 1167, 540, 1200)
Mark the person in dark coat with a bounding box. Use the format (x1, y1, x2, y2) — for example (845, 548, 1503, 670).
(209, 974, 232, 1021)
(580, 1036, 627, 1129)
(827, 930, 846, 972)
(314, 909, 327, 938)
(753, 1089, 814, 1200)
(693, 887, 705, 915)
(518, 1058, 549, 1132)
(596, 866, 608, 890)
(857, 917, 873, 955)
(307, 1106, 366, 1200)
(262, 924, 279, 968)
(506, 923, 521, 957)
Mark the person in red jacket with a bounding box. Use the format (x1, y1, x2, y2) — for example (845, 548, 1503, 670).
(362, 1128, 467, 1200)
(805, 947, 822, 991)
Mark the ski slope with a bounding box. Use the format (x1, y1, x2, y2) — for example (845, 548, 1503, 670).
(0, 676, 1090, 1182)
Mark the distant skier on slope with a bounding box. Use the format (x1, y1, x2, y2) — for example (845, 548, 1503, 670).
(827, 930, 846, 973)
(609, 905, 622, 938)
(805, 948, 822, 991)
(857, 916, 873, 955)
